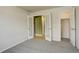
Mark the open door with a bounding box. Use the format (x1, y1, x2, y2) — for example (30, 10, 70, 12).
(44, 13, 52, 41)
(70, 8, 76, 47)
(27, 16, 34, 39)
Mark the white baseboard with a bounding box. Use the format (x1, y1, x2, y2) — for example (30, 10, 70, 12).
(0, 39, 27, 53)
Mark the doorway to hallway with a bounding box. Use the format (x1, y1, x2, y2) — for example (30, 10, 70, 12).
(33, 16, 45, 40)
(61, 19, 70, 42)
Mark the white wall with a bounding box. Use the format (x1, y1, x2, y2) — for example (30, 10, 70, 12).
(61, 19, 70, 39)
(52, 9, 61, 41)
(0, 7, 29, 52)
(27, 15, 34, 39)
(76, 7, 79, 49)
(31, 7, 75, 42)
(52, 7, 73, 41)
(0, 6, 77, 52)
(52, 7, 76, 46)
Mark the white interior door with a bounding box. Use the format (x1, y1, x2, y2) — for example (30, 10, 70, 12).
(44, 13, 52, 41)
(27, 16, 34, 39)
(70, 8, 76, 47)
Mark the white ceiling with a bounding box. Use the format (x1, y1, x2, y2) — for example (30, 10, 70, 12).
(19, 6, 60, 12)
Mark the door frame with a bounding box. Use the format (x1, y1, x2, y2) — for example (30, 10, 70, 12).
(32, 12, 52, 41)
(33, 16, 43, 37)
(60, 7, 76, 47)
(33, 15, 45, 37)
(61, 18, 70, 40)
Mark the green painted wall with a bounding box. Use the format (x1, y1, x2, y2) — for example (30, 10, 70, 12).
(34, 16, 42, 35)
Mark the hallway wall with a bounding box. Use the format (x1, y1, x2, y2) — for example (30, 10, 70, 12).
(0, 7, 29, 52)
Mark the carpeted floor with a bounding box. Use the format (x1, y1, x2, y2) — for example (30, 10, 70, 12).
(2, 38, 79, 53)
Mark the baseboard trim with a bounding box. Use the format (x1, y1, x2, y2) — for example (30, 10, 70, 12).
(0, 39, 27, 53)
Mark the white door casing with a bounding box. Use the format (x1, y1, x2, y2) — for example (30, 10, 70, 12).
(44, 13, 52, 41)
(31, 12, 52, 41)
(70, 8, 76, 47)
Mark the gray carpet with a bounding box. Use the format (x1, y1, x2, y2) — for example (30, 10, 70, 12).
(2, 39, 79, 53)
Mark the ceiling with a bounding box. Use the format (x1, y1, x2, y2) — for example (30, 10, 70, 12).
(19, 6, 60, 12)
